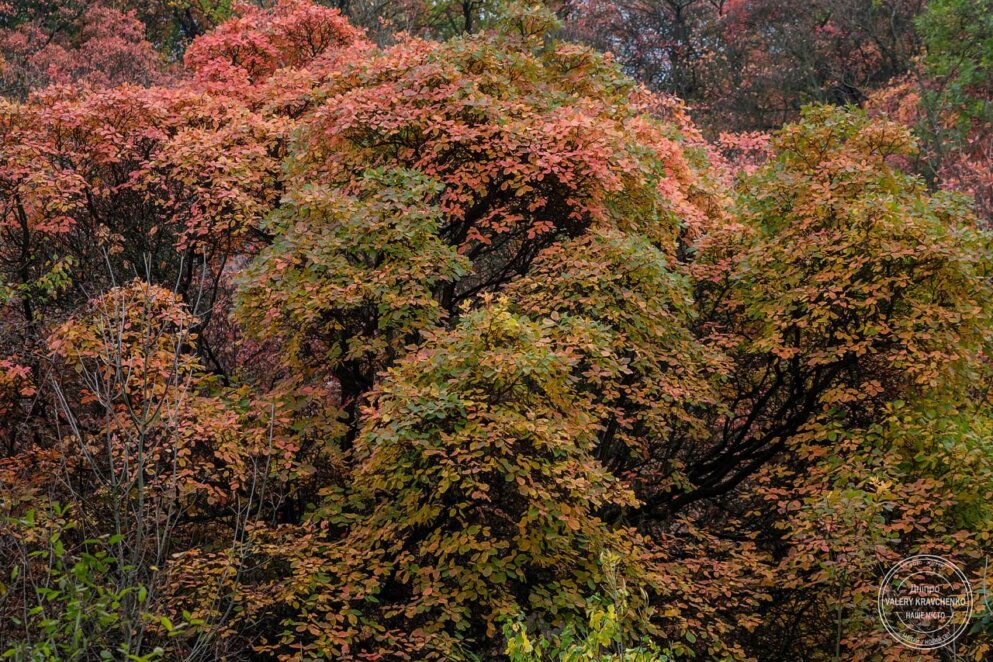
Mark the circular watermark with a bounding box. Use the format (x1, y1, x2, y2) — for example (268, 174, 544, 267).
(878, 554, 973, 650)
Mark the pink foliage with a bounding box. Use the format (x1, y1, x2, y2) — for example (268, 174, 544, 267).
(0, 3, 165, 96)
(184, 0, 367, 82)
(869, 76, 993, 223)
(30, 6, 164, 88)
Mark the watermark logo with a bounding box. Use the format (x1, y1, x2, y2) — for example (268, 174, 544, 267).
(878, 554, 973, 650)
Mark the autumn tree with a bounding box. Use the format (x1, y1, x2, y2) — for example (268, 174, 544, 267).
(0, 3, 166, 98)
(869, 0, 993, 223)
(160, 5, 728, 658)
(566, 0, 924, 131)
(684, 106, 993, 659)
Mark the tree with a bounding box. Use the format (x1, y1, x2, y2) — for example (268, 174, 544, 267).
(870, 0, 993, 222)
(565, 0, 924, 131)
(0, 3, 166, 98)
(683, 105, 993, 658)
(303, 302, 644, 658)
(183, 0, 365, 82)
